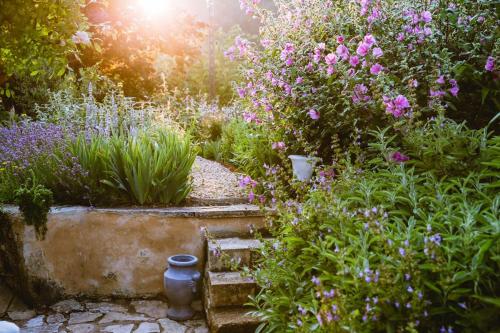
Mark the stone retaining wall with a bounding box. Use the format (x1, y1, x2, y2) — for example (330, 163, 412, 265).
(0, 205, 266, 306)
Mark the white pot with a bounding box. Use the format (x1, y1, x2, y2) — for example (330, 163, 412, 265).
(289, 155, 318, 181)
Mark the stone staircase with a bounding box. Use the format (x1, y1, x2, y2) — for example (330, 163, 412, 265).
(204, 237, 267, 333)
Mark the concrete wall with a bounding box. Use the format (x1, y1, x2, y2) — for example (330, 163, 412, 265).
(1, 205, 266, 304)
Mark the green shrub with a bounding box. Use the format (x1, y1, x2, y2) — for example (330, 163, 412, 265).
(221, 119, 279, 178)
(250, 120, 500, 332)
(103, 128, 197, 205)
(14, 175, 54, 240)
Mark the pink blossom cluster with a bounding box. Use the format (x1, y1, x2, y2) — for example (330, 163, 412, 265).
(239, 0, 261, 16)
(398, 10, 433, 46)
(383, 95, 411, 118)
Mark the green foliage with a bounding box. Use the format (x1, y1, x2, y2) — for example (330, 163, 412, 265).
(0, 0, 89, 114)
(220, 119, 279, 178)
(14, 175, 53, 240)
(103, 129, 197, 205)
(250, 119, 500, 332)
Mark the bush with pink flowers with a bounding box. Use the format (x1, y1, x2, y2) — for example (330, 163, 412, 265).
(230, 0, 498, 161)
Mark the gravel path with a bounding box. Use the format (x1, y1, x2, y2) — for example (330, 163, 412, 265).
(188, 157, 246, 206)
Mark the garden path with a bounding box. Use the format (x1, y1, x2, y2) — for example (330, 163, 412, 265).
(188, 157, 246, 206)
(0, 292, 207, 333)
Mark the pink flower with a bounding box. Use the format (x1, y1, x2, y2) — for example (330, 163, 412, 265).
(352, 84, 371, 103)
(317, 42, 326, 50)
(391, 152, 410, 163)
(243, 112, 260, 123)
(224, 46, 236, 61)
(421, 11, 432, 23)
(296, 77, 304, 84)
(308, 109, 320, 120)
(396, 33, 405, 42)
(372, 47, 383, 58)
(272, 141, 286, 150)
(260, 39, 272, 48)
(357, 42, 370, 57)
(326, 66, 335, 76)
(363, 34, 376, 47)
(370, 63, 383, 75)
(485, 56, 495, 72)
(384, 95, 410, 118)
(285, 58, 294, 66)
(337, 35, 345, 44)
(237, 87, 246, 98)
(325, 53, 338, 65)
(394, 95, 410, 109)
(336, 45, 350, 61)
(72, 31, 91, 45)
(410, 79, 419, 88)
(248, 191, 255, 202)
(349, 56, 360, 67)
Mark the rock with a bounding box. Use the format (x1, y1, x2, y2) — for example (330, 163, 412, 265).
(7, 310, 36, 321)
(0, 321, 19, 333)
(25, 315, 45, 327)
(22, 324, 62, 333)
(86, 302, 128, 314)
(158, 318, 187, 333)
(50, 299, 83, 313)
(133, 322, 160, 333)
(68, 312, 103, 324)
(67, 323, 96, 333)
(194, 326, 209, 333)
(131, 300, 168, 319)
(99, 312, 147, 324)
(101, 324, 134, 333)
(46, 313, 66, 324)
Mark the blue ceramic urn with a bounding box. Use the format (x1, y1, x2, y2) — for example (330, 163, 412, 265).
(164, 254, 201, 320)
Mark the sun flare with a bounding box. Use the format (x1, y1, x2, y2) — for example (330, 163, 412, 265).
(137, 0, 169, 18)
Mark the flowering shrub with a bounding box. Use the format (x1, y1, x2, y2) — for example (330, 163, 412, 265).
(230, 0, 498, 160)
(250, 118, 500, 332)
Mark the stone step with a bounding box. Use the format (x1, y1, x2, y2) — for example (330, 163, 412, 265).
(207, 306, 261, 333)
(208, 238, 267, 272)
(206, 272, 257, 308)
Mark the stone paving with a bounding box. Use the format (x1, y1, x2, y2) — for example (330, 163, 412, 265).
(0, 282, 207, 333)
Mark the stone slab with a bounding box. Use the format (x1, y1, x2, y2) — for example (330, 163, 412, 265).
(133, 322, 160, 333)
(102, 324, 134, 333)
(99, 312, 147, 324)
(158, 318, 187, 333)
(85, 302, 128, 314)
(68, 312, 102, 325)
(130, 300, 168, 319)
(208, 238, 266, 271)
(206, 272, 256, 307)
(207, 307, 260, 333)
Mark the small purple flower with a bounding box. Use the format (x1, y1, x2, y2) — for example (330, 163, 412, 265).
(349, 55, 360, 67)
(399, 247, 406, 257)
(311, 276, 321, 286)
(485, 56, 495, 72)
(325, 53, 338, 65)
(421, 11, 432, 23)
(372, 47, 383, 58)
(391, 152, 410, 163)
(370, 63, 383, 75)
(308, 109, 320, 120)
(436, 75, 446, 84)
(357, 42, 370, 57)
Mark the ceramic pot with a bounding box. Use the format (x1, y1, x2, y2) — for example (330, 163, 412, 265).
(164, 254, 201, 320)
(289, 155, 318, 181)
